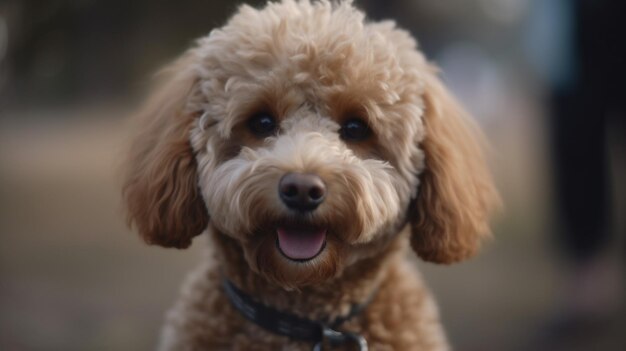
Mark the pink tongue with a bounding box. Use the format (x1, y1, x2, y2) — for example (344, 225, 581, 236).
(277, 227, 327, 260)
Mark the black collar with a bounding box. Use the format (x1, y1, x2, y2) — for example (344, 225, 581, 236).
(222, 279, 372, 350)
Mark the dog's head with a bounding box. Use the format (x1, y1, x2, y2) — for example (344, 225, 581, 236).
(123, 0, 499, 288)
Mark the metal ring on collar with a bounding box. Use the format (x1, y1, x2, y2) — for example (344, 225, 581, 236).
(312, 327, 368, 351)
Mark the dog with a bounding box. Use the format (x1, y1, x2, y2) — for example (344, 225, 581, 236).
(122, 1, 499, 350)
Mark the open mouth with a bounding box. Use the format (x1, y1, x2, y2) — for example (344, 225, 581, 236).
(276, 224, 327, 261)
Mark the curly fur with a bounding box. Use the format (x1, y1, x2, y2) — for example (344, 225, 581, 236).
(122, 1, 499, 350)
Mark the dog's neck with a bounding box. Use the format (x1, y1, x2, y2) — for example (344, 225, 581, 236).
(210, 228, 404, 322)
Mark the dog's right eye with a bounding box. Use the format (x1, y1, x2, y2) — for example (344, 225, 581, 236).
(247, 113, 278, 138)
(340, 118, 371, 142)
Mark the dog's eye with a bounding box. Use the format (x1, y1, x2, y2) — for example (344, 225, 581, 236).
(340, 119, 371, 141)
(247, 113, 278, 138)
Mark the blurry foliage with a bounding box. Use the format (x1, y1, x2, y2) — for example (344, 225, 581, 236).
(1, 0, 266, 107)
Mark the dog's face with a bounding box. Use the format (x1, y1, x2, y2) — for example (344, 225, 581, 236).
(123, 0, 499, 288)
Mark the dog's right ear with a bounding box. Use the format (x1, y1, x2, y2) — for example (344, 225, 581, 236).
(122, 55, 209, 249)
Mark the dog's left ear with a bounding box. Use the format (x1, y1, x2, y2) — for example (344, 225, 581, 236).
(122, 55, 209, 249)
(410, 66, 500, 264)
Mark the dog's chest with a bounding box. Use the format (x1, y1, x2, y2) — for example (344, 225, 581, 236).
(158, 262, 449, 351)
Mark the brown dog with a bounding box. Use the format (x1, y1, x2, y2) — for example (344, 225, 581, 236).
(123, 1, 499, 349)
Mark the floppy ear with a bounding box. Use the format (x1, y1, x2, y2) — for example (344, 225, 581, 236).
(122, 56, 209, 248)
(410, 67, 500, 264)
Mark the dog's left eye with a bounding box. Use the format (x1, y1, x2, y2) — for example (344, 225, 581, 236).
(340, 119, 371, 142)
(247, 113, 278, 138)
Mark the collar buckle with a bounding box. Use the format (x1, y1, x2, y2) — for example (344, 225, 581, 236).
(312, 326, 368, 351)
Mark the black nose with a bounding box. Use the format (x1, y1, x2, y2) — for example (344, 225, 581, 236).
(278, 173, 326, 212)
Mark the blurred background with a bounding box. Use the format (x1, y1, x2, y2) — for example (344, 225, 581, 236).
(0, 0, 624, 350)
